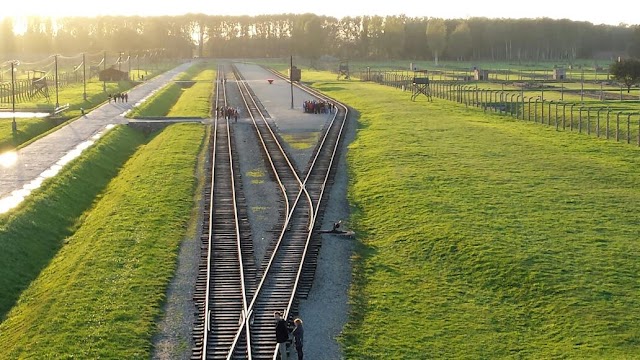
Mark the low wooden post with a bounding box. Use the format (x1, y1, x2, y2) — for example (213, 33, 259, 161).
(616, 112, 621, 141)
(627, 113, 632, 144)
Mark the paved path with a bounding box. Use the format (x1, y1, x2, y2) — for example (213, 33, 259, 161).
(0, 62, 193, 211)
(232, 63, 332, 170)
(234, 63, 328, 132)
(0, 61, 327, 211)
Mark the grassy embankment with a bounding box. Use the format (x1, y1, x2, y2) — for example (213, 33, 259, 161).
(298, 69, 640, 358)
(0, 62, 179, 152)
(0, 123, 206, 358)
(128, 60, 215, 118)
(0, 125, 146, 320)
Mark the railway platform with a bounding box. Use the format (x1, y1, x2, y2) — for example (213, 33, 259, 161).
(233, 63, 329, 133)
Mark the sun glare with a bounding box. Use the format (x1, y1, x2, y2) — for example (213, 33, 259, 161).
(0, 151, 18, 168)
(0, 1, 635, 27)
(0, 124, 114, 215)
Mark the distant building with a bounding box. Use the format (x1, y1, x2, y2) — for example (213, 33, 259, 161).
(89, 65, 101, 78)
(474, 69, 489, 81)
(553, 68, 566, 80)
(99, 67, 129, 81)
(289, 66, 301, 82)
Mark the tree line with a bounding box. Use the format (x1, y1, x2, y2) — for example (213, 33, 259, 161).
(1, 14, 639, 62)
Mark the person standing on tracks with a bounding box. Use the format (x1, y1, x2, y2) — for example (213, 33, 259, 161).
(275, 311, 289, 360)
(292, 318, 304, 360)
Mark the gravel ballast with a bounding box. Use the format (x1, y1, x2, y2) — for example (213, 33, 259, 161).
(152, 63, 355, 360)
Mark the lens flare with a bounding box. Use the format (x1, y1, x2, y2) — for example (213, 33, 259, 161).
(0, 151, 18, 168)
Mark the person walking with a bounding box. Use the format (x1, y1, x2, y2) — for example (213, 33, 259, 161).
(275, 311, 289, 360)
(292, 318, 304, 360)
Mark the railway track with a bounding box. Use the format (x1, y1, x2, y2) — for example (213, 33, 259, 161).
(192, 65, 256, 360)
(229, 64, 311, 359)
(195, 62, 349, 359)
(273, 68, 351, 300)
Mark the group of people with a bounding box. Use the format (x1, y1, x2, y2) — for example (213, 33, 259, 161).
(302, 99, 335, 114)
(216, 106, 239, 122)
(275, 311, 304, 360)
(108, 93, 128, 103)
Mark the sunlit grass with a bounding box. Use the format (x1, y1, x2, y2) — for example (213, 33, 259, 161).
(293, 68, 640, 358)
(247, 168, 266, 184)
(247, 169, 265, 177)
(128, 82, 182, 117)
(130, 61, 216, 118)
(0, 123, 206, 358)
(0, 125, 146, 320)
(168, 67, 216, 118)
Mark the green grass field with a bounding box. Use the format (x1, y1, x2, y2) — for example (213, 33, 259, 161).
(168, 62, 216, 117)
(0, 126, 146, 319)
(296, 70, 640, 358)
(127, 82, 183, 117)
(129, 61, 215, 118)
(0, 123, 206, 358)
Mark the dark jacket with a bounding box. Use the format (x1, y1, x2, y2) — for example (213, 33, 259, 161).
(276, 319, 289, 343)
(292, 324, 304, 348)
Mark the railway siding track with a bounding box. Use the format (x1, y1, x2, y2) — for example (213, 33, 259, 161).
(196, 63, 348, 359)
(230, 64, 311, 359)
(226, 65, 348, 359)
(192, 66, 256, 360)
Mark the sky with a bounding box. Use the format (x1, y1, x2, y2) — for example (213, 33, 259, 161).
(2, 0, 638, 26)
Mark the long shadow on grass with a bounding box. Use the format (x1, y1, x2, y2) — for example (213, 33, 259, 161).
(337, 99, 378, 349)
(338, 106, 385, 356)
(316, 86, 347, 92)
(0, 121, 58, 152)
(339, 226, 378, 355)
(0, 126, 146, 322)
(348, 109, 370, 133)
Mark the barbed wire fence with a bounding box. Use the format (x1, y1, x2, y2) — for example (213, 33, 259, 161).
(359, 68, 640, 147)
(0, 49, 168, 107)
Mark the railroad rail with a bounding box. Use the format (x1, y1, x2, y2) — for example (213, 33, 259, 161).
(228, 64, 311, 359)
(227, 65, 349, 359)
(196, 62, 349, 359)
(192, 65, 256, 359)
(269, 67, 351, 300)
